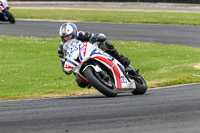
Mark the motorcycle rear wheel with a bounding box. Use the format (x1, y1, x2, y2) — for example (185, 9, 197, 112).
(131, 74, 147, 95)
(126, 66, 147, 95)
(83, 66, 118, 97)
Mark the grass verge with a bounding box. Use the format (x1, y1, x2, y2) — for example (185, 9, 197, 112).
(11, 8, 200, 25)
(0, 36, 200, 100)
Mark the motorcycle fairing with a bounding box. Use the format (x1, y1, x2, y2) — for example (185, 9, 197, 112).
(93, 56, 122, 89)
(79, 42, 87, 61)
(82, 42, 123, 89)
(63, 41, 136, 90)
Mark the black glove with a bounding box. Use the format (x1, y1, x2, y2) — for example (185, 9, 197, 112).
(89, 36, 97, 44)
(78, 31, 92, 42)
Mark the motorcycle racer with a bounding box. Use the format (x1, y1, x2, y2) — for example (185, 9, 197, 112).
(0, 0, 15, 24)
(58, 22, 131, 87)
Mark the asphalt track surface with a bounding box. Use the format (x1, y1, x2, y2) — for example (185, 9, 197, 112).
(1, 2, 200, 133)
(0, 83, 200, 133)
(1, 20, 200, 47)
(2, 1, 200, 47)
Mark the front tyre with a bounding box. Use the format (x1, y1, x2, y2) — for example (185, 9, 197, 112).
(6, 11, 15, 24)
(83, 66, 118, 97)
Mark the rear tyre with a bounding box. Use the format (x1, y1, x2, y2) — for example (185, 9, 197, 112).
(131, 74, 147, 95)
(126, 66, 147, 95)
(83, 66, 118, 97)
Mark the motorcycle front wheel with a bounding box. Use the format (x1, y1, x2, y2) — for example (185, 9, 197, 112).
(83, 66, 118, 97)
(6, 11, 15, 24)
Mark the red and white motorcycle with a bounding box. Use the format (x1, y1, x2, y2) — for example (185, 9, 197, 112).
(63, 39, 147, 97)
(0, 0, 15, 24)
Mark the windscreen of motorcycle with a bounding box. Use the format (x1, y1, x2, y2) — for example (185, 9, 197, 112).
(63, 39, 81, 59)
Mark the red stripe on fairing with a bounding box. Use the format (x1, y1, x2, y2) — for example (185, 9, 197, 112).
(77, 74, 90, 85)
(64, 65, 74, 69)
(83, 42, 87, 57)
(93, 56, 122, 89)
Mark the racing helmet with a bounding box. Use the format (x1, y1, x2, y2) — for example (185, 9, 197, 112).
(59, 22, 78, 43)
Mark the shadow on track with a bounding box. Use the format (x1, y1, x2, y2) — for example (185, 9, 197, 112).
(56, 93, 140, 100)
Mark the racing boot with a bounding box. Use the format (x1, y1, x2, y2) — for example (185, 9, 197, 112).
(116, 54, 131, 68)
(104, 41, 131, 68)
(74, 73, 88, 88)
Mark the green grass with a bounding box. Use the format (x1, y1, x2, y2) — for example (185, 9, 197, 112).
(11, 8, 200, 25)
(0, 36, 200, 100)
